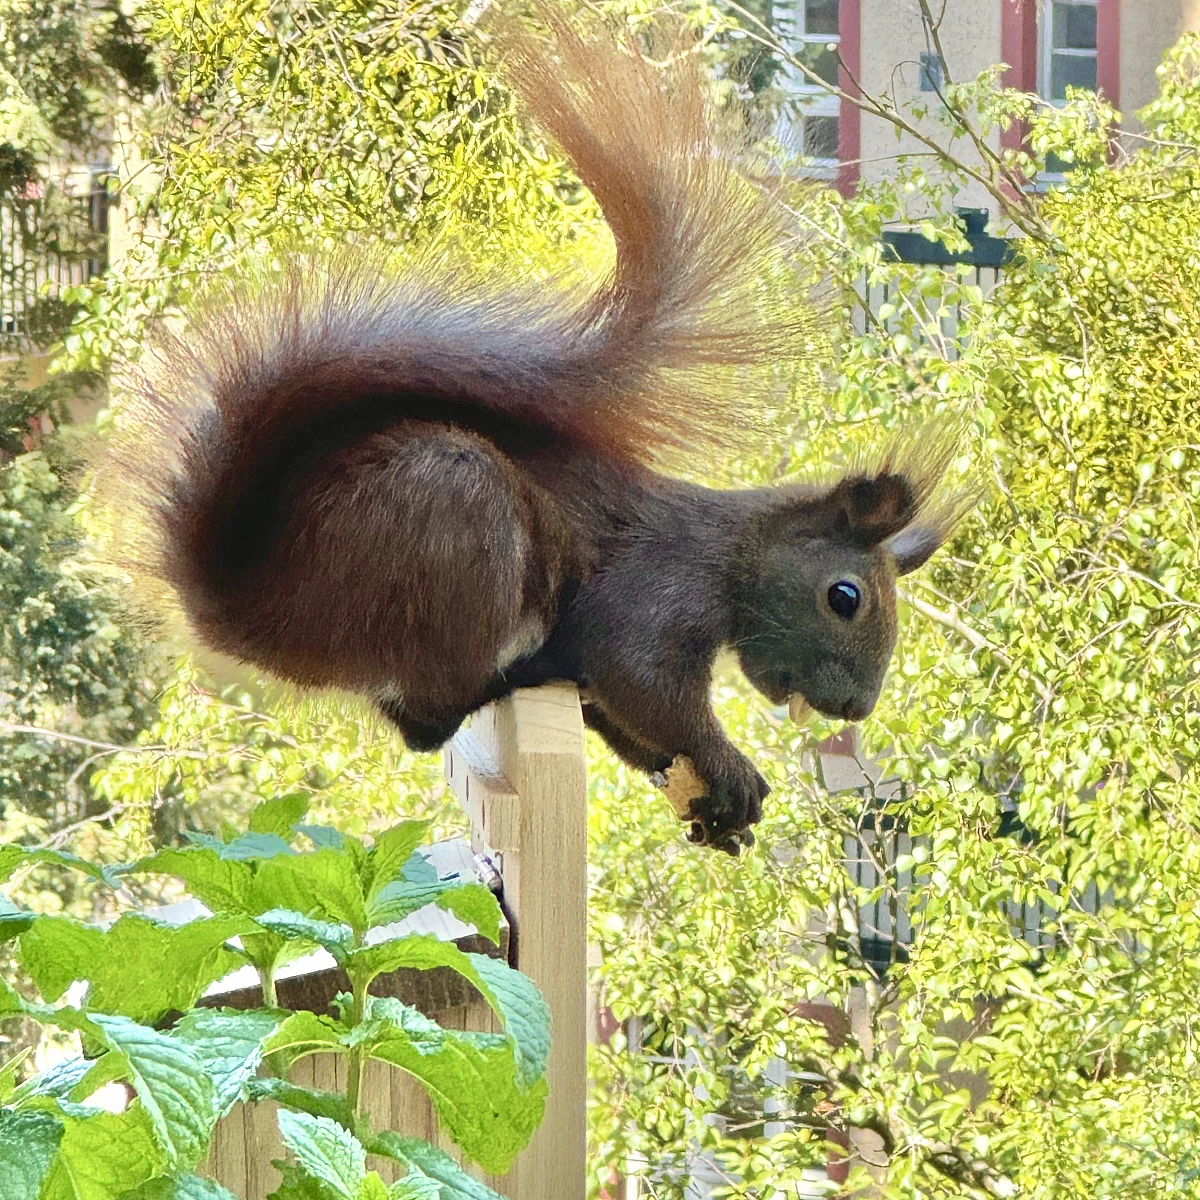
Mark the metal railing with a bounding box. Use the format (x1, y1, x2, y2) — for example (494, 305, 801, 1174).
(0, 185, 109, 354)
(852, 207, 1015, 361)
(837, 787, 1104, 977)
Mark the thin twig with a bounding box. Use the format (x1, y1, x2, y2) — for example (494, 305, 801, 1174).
(901, 592, 1013, 669)
(0, 722, 206, 758)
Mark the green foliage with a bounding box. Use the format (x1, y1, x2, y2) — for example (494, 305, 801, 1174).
(0, 0, 153, 187)
(61, 0, 599, 374)
(0, 365, 160, 848)
(588, 29, 1200, 1200)
(0, 801, 550, 1197)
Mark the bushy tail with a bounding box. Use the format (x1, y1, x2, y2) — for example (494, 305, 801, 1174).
(491, 4, 814, 455)
(101, 5, 814, 612)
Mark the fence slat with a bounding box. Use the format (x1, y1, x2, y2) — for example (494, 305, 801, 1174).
(447, 683, 589, 1200)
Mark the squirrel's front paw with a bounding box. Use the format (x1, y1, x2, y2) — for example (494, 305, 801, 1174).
(687, 765, 770, 857)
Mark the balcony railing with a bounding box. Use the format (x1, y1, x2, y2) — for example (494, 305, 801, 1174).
(0, 185, 109, 354)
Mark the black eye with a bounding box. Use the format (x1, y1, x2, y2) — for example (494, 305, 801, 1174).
(827, 581, 861, 620)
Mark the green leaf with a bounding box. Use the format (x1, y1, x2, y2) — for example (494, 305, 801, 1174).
(136, 845, 369, 938)
(244, 1078, 355, 1129)
(171, 1008, 285, 1116)
(219, 833, 296, 862)
(17, 917, 102, 1002)
(256, 909, 356, 963)
(0, 893, 37, 943)
(250, 850, 368, 933)
(69, 1053, 129, 1105)
(356, 1175, 393, 1200)
(261, 1011, 346, 1072)
(364, 823, 432, 901)
(276, 1110, 366, 1200)
(120, 1176, 238, 1200)
(0, 1108, 64, 1200)
(12, 1057, 90, 1104)
(346, 936, 548, 1087)
(387, 1176, 440, 1200)
(131, 849, 251, 915)
(464, 954, 549, 1086)
(0, 1047, 31, 1101)
(249, 795, 311, 839)
(366, 857, 448, 927)
(20, 914, 251, 1023)
(354, 999, 544, 1175)
(295, 826, 346, 852)
(433, 886, 502, 948)
(36, 1101, 166, 1200)
(181, 834, 226, 853)
(0, 975, 26, 1017)
(0, 847, 113, 888)
(88, 1014, 217, 1169)
(267, 1165, 333, 1200)
(366, 878, 501, 944)
(369, 1134, 505, 1200)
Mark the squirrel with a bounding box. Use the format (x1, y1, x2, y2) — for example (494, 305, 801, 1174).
(103, 8, 970, 854)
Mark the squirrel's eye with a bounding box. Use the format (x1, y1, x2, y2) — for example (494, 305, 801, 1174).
(827, 581, 861, 620)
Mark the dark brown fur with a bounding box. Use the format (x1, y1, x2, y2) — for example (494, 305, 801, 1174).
(100, 10, 971, 852)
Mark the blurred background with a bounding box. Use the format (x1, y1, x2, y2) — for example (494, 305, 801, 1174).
(3, 1, 1200, 1196)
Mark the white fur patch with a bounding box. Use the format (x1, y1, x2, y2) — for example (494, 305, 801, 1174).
(496, 618, 546, 669)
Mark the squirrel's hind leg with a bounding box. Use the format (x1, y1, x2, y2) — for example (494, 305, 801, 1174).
(272, 423, 566, 730)
(376, 696, 466, 752)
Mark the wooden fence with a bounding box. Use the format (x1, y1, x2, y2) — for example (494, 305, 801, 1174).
(204, 683, 589, 1198)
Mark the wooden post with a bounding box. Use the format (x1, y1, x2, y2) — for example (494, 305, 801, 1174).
(202, 684, 587, 1197)
(444, 684, 589, 1200)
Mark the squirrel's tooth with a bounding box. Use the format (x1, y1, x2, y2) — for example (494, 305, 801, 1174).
(788, 695, 813, 724)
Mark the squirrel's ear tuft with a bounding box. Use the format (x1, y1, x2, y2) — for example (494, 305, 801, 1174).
(885, 521, 949, 574)
(820, 422, 979, 558)
(827, 474, 917, 545)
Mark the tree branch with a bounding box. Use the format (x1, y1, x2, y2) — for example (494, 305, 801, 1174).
(0, 722, 205, 758)
(900, 592, 1013, 669)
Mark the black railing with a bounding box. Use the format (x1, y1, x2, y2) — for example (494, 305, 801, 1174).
(854, 207, 1016, 361)
(882, 207, 1016, 269)
(0, 185, 110, 353)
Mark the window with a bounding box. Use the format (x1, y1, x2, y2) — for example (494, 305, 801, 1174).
(780, 0, 841, 171)
(1042, 0, 1098, 102)
(919, 52, 944, 93)
(1038, 1, 1098, 179)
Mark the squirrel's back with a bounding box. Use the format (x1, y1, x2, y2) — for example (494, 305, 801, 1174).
(103, 5, 814, 666)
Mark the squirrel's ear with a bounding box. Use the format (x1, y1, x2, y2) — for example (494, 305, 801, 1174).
(826, 475, 917, 546)
(885, 522, 946, 575)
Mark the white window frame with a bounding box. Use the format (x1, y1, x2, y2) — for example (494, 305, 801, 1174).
(1034, 0, 1099, 189)
(1040, 0, 1099, 106)
(780, 0, 842, 174)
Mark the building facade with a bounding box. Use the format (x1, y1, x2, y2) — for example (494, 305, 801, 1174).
(781, 0, 1200, 201)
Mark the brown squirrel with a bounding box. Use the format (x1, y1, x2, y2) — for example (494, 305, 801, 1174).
(104, 9, 969, 854)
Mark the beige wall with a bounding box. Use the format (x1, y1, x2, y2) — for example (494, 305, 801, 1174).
(1120, 0, 1200, 126)
(858, 0, 1004, 211)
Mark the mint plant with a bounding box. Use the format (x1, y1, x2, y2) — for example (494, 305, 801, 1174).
(0, 798, 550, 1199)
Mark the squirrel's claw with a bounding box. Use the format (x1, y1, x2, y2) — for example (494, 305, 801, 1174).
(686, 816, 756, 856)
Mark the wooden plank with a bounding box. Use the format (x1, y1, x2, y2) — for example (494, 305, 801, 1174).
(445, 728, 520, 856)
(206, 1104, 248, 1200)
(390, 1052, 436, 1145)
(465, 684, 588, 1200)
(363, 1058, 398, 1184)
(244, 1094, 284, 1199)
